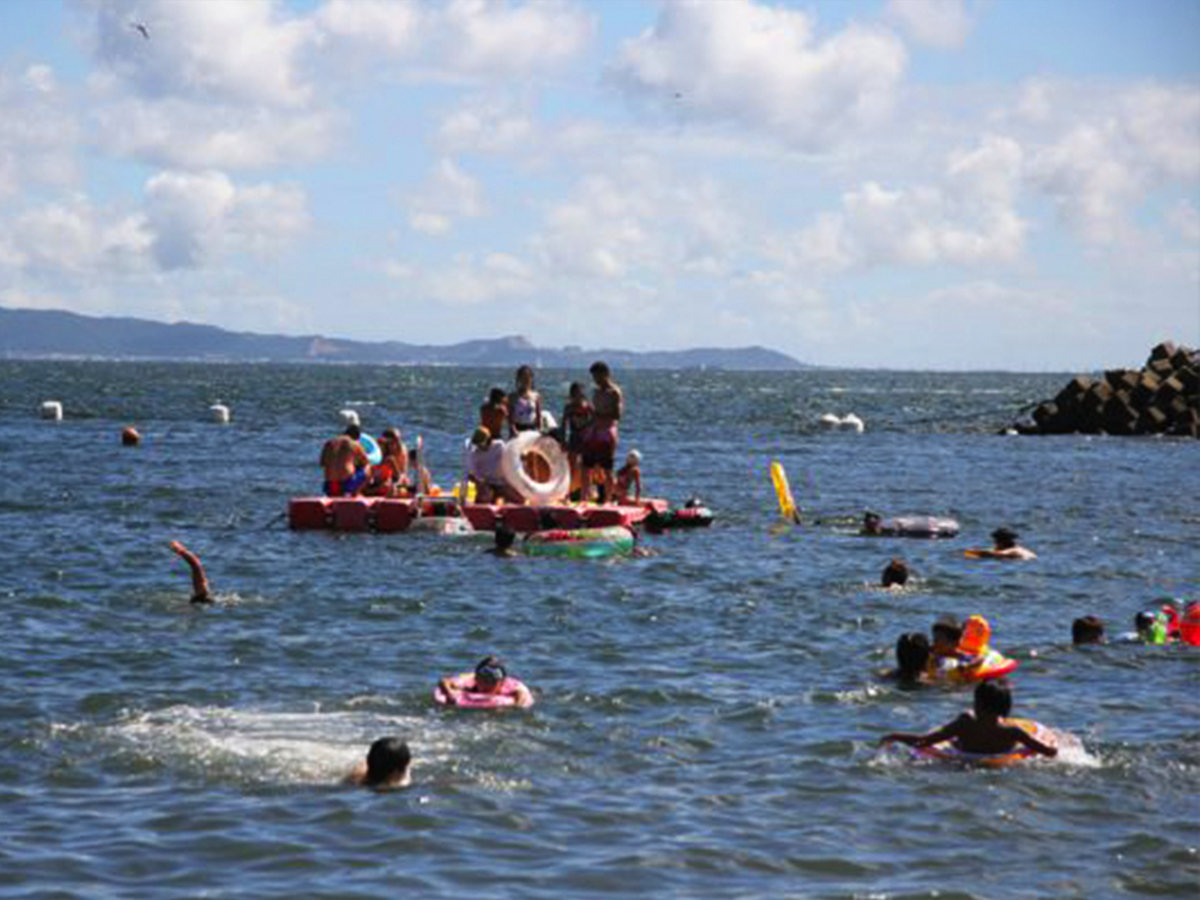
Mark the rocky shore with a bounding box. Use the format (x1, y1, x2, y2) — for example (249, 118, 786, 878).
(1015, 342, 1199, 438)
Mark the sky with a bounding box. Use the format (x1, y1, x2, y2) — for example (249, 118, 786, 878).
(0, 0, 1198, 370)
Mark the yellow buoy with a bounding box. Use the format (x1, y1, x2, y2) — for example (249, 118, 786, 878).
(770, 460, 799, 523)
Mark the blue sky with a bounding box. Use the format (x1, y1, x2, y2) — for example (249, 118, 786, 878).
(1, 0, 1197, 370)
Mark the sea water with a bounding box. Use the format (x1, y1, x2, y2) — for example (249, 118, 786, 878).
(0, 360, 1197, 899)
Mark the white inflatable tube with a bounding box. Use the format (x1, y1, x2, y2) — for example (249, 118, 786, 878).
(500, 430, 570, 504)
(41, 401, 63, 421)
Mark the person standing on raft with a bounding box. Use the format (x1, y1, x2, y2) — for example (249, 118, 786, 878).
(508, 365, 544, 437)
(582, 361, 623, 504)
(561, 382, 593, 501)
(169, 541, 212, 604)
(966, 527, 1037, 560)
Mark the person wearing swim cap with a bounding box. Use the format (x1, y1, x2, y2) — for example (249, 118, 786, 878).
(965, 527, 1037, 560)
(880, 679, 1058, 758)
(347, 736, 412, 790)
(614, 449, 642, 505)
(437, 656, 534, 708)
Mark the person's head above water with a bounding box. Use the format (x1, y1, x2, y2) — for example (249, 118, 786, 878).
(862, 512, 883, 534)
(973, 679, 1013, 718)
(474, 655, 507, 692)
(881, 558, 909, 587)
(1072, 615, 1105, 645)
(931, 614, 962, 648)
(992, 527, 1019, 549)
(363, 737, 412, 789)
(895, 632, 930, 681)
(494, 525, 516, 550)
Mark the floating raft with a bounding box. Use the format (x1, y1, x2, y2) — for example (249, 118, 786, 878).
(288, 496, 668, 533)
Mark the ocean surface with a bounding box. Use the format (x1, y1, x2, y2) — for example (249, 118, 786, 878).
(1, 360, 1197, 900)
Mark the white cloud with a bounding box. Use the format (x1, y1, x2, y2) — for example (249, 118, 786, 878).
(91, 96, 341, 171)
(0, 65, 81, 197)
(406, 159, 486, 236)
(1019, 81, 1200, 245)
(2, 194, 150, 279)
(144, 170, 309, 269)
(793, 135, 1025, 271)
(885, 0, 975, 50)
(315, 0, 423, 52)
(439, 0, 595, 77)
(89, 0, 318, 108)
(609, 0, 906, 151)
(437, 96, 537, 154)
(386, 250, 535, 306)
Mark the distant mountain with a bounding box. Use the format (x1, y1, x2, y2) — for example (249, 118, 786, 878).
(0, 306, 807, 371)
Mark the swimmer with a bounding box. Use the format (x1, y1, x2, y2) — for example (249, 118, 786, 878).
(879, 679, 1057, 758)
(437, 656, 534, 708)
(861, 511, 885, 535)
(1072, 615, 1106, 645)
(965, 527, 1037, 560)
(169, 541, 211, 604)
(927, 614, 962, 678)
(881, 558, 910, 588)
(346, 737, 412, 790)
(888, 633, 931, 686)
(488, 525, 520, 558)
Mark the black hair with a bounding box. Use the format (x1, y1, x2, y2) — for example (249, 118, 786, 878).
(364, 737, 411, 786)
(1072, 615, 1105, 645)
(345, 424, 362, 440)
(516, 364, 534, 383)
(973, 679, 1013, 717)
(1134, 611, 1156, 631)
(589, 360, 610, 377)
(895, 632, 930, 681)
(488, 387, 507, 404)
(569, 381, 585, 397)
(881, 558, 909, 587)
(494, 526, 516, 550)
(474, 655, 507, 685)
(931, 619, 962, 644)
(992, 527, 1018, 548)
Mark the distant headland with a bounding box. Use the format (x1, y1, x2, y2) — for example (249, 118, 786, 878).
(0, 306, 806, 371)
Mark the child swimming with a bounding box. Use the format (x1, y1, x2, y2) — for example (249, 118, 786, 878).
(879, 680, 1057, 758)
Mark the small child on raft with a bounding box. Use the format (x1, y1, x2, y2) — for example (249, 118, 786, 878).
(879, 679, 1057, 758)
(614, 450, 642, 505)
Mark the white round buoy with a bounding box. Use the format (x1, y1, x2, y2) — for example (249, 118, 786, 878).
(818, 413, 841, 431)
(340, 409, 360, 427)
(210, 403, 231, 424)
(41, 401, 63, 421)
(839, 413, 865, 433)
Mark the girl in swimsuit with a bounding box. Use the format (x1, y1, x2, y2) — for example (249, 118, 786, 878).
(508, 365, 543, 437)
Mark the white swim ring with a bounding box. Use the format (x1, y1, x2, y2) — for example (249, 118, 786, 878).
(501, 430, 570, 504)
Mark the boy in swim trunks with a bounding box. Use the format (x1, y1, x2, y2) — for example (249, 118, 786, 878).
(879, 679, 1057, 757)
(347, 736, 412, 790)
(320, 426, 370, 496)
(169, 541, 212, 603)
(582, 361, 623, 503)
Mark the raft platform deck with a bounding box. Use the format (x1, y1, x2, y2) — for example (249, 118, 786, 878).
(288, 496, 668, 533)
